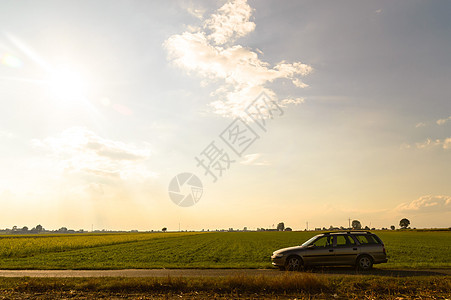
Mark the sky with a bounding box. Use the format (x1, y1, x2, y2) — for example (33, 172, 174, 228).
(0, 0, 450, 231)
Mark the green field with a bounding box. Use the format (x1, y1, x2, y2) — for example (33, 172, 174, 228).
(0, 231, 450, 269)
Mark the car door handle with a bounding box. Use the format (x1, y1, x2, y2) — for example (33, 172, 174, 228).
(329, 249, 333, 252)
(353, 248, 357, 250)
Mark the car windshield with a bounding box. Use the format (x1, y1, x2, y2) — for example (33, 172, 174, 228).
(301, 235, 320, 246)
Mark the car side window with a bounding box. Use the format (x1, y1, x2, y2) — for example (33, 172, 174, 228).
(313, 236, 332, 248)
(347, 235, 356, 245)
(335, 235, 349, 247)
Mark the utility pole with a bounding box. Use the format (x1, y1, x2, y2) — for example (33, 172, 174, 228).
(306, 221, 308, 231)
(348, 218, 351, 229)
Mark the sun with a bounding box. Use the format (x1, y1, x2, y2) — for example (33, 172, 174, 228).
(46, 66, 88, 101)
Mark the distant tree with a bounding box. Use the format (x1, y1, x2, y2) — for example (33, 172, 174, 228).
(162, 227, 167, 232)
(284, 227, 292, 231)
(59, 227, 68, 232)
(277, 222, 285, 231)
(36, 224, 43, 233)
(21, 226, 28, 232)
(352, 220, 362, 230)
(390, 225, 395, 230)
(12, 225, 17, 231)
(399, 218, 410, 229)
(364, 225, 370, 230)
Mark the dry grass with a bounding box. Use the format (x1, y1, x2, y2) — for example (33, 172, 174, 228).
(0, 273, 449, 299)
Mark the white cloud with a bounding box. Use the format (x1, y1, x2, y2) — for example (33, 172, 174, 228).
(415, 137, 451, 150)
(31, 127, 156, 182)
(204, 0, 255, 45)
(396, 195, 451, 213)
(186, 5, 205, 20)
(164, 0, 312, 118)
(437, 115, 451, 125)
(444, 138, 451, 149)
(292, 78, 309, 88)
(415, 122, 426, 128)
(280, 97, 305, 107)
(179, 1, 206, 20)
(415, 138, 441, 149)
(240, 153, 270, 166)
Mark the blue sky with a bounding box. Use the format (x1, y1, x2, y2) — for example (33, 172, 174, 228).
(0, 0, 450, 231)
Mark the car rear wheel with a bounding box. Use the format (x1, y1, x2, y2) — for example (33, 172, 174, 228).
(356, 255, 373, 271)
(286, 256, 302, 271)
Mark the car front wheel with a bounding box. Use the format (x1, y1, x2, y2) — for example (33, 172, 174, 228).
(356, 255, 373, 271)
(286, 256, 302, 271)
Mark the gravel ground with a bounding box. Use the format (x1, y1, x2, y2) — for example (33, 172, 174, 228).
(0, 267, 449, 277)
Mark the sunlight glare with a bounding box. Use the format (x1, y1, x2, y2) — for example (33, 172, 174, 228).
(46, 66, 88, 101)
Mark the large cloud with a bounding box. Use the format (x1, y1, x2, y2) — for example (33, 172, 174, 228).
(396, 195, 451, 213)
(32, 127, 155, 182)
(164, 0, 312, 118)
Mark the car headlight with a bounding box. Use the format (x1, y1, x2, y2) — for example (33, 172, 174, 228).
(273, 253, 284, 258)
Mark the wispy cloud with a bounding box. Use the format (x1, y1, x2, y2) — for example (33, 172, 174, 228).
(164, 0, 312, 118)
(181, 0, 206, 20)
(240, 153, 270, 166)
(415, 122, 426, 128)
(396, 195, 451, 213)
(31, 127, 156, 182)
(437, 115, 451, 125)
(415, 137, 451, 150)
(280, 97, 305, 107)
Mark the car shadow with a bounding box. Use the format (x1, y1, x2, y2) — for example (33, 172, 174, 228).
(300, 266, 450, 277)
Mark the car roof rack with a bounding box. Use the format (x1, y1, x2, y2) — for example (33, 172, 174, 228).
(322, 230, 372, 235)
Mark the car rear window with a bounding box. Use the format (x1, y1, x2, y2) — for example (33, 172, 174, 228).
(354, 235, 380, 245)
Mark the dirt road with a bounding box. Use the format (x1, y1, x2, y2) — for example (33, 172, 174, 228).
(0, 268, 449, 277)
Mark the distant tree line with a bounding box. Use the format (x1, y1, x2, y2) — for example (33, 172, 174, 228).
(0, 224, 85, 234)
(0, 218, 415, 234)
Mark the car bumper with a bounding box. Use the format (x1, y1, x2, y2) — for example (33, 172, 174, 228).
(374, 258, 388, 264)
(271, 257, 285, 267)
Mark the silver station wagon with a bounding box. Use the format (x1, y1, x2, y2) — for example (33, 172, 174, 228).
(271, 231, 388, 271)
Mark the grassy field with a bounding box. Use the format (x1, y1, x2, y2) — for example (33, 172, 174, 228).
(0, 230, 450, 269)
(0, 274, 449, 299)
